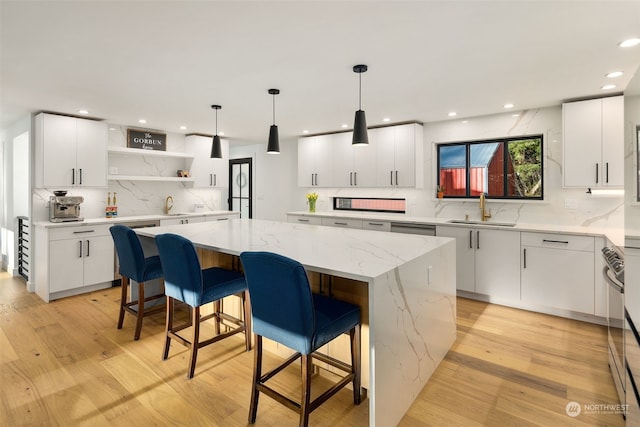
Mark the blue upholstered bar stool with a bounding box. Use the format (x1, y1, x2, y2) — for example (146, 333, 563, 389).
(239, 251, 362, 427)
(155, 233, 251, 379)
(110, 225, 165, 340)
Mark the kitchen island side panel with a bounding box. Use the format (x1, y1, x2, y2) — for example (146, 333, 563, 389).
(369, 239, 456, 427)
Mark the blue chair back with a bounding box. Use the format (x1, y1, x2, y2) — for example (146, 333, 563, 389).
(155, 233, 204, 307)
(110, 225, 147, 282)
(240, 251, 315, 353)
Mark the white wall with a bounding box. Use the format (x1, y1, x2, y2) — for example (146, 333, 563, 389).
(230, 138, 298, 222)
(285, 106, 623, 231)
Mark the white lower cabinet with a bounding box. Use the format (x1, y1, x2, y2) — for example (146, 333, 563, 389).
(436, 225, 520, 303)
(521, 232, 595, 314)
(321, 217, 363, 229)
(36, 224, 114, 301)
(286, 214, 323, 226)
(159, 216, 205, 226)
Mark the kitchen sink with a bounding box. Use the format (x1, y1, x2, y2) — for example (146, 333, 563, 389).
(447, 219, 516, 227)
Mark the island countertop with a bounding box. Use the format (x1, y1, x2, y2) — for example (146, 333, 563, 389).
(136, 217, 453, 282)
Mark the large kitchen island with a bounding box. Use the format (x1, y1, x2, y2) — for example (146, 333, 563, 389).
(137, 218, 456, 427)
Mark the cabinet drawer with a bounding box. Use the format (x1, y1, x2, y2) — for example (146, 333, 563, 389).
(49, 224, 112, 241)
(287, 214, 322, 226)
(362, 220, 391, 232)
(521, 232, 594, 252)
(321, 217, 363, 229)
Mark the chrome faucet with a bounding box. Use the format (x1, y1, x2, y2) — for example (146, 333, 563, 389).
(164, 196, 174, 214)
(479, 193, 491, 222)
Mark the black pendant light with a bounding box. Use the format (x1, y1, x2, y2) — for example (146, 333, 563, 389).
(267, 89, 280, 154)
(352, 64, 369, 145)
(210, 104, 222, 158)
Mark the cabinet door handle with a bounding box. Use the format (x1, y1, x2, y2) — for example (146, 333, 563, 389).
(395, 170, 398, 186)
(79, 168, 83, 185)
(595, 163, 599, 184)
(606, 162, 609, 183)
(335, 222, 348, 226)
(214, 174, 217, 186)
(315, 173, 318, 186)
(72, 168, 75, 185)
(297, 219, 310, 223)
(73, 230, 95, 234)
(78, 240, 83, 258)
(523, 248, 527, 269)
(210, 174, 213, 186)
(390, 171, 393, 186)
(469, 230, 473, 249)
(350, 172, 353, 186)
(354, 172, 357, 186)
(542, 239, 569, 244)
(368, 222, 384, 226)
(86, 240, 90, 257)
(476, 230, 480, 249)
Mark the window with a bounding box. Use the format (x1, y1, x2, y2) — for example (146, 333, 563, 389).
(437, 135, 543, 199)
(333, 197, 406, 213)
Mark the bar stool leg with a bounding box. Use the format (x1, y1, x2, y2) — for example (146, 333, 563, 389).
(163, 297, 174, 360)
(248, 335, 262, 423)
(351, 325, 362, 405)
(243, 291, 252, 351)
(134, 281, 145, 340)
(187, 306, 201, 379)
(300, 354, 312, 427)
(117, 276, 129, 329)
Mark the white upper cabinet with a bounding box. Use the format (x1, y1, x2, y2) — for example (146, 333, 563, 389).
(297, 123, 423, 188)
(297, 135, 334, 187)
(185, 135, 229, 188)
(563, 95, 623, 188)
(333, 131, 377, 187)
(35, 113, 107, 188)
(374, 123, 422, 187)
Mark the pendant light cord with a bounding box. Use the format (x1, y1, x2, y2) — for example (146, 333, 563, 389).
(272, 93, 276, 125)
(359, 72, 362, 110)
(215, 110, 218, 135)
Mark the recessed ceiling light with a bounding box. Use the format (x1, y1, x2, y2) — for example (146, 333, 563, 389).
(606, 71, 624, 78)
(462, 120, 469, 124)
(341, 124, 349, 128)
(78, 109, 89, 114)
(448, 112, 457, 117)
(179, 125, 187, 130)
(302, 130, 309, 134)
(219, 132, 225, 136)
(382, 117, 390, 122)
(601, 84, 617, 90)
(503, 103, 514, 109)
(109, 127, 116, 131)
(619, 38, 640, 48)
(138, 119, 147, 124)
(512, 113, 520, 117)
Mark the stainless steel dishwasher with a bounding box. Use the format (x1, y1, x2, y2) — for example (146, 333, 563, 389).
(390, 222, 437, 236)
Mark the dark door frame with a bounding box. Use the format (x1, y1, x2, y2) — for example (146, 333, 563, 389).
(228, 157, 253, 218)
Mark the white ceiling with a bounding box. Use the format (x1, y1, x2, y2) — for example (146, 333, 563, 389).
(2, 1, 640, 146)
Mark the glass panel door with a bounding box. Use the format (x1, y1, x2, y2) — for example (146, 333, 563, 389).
(229, 158, 252, 218)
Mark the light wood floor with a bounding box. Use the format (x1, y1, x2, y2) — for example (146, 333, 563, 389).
(0, 271, 624, 426)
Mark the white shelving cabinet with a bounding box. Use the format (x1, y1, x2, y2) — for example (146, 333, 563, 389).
(107, 146, 195, 182)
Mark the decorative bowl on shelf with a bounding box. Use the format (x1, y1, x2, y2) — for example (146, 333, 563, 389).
(53, 190, 68, 196)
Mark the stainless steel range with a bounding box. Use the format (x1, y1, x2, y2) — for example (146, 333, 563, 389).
(602, 245, 625, 415)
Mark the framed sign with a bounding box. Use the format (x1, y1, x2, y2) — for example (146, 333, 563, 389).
(127, 129, 167, 151)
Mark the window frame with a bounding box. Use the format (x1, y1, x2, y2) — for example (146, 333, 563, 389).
(436, 134, 544, 200)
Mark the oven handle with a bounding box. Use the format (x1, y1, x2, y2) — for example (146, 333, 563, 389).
(602, 266, 624, 293)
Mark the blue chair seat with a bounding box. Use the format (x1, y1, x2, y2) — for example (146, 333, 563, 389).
(155, 233, 251, 379)
(240, 251, 362, 427)
(110, 225, 165, 341)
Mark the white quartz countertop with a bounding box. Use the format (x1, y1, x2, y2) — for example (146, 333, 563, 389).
(287, 211, 624, 246)
(136, 218, 453, 282)
(33, 211, 238, 228)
